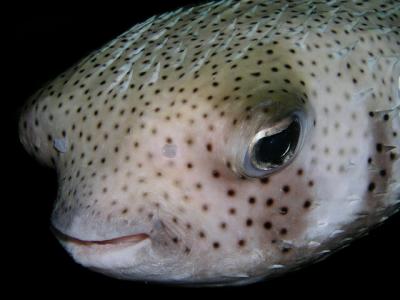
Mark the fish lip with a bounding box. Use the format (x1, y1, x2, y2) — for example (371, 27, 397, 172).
(50, 225, 150, 247)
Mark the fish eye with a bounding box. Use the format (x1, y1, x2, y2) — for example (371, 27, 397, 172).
(251, 118, 300, 168)
(242, 114, 304, 178)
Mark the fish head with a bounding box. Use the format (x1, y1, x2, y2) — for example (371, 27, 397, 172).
(18, 0, 400, 285)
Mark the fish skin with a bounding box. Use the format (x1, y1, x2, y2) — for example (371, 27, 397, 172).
(18, 0, 399, 285)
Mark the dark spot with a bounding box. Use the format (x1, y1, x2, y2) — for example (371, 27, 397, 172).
(263, 221, 272, 230)
(212, 170, 220, 178)
(368, 182, 376, 192)
(303, 199, 312, 209)
(279, 207, 289, 215)
(248, 196, 256, 204)
(186, 138, 194, 146)
(282, 185, 290, 193)
(227, 189, 236, 197)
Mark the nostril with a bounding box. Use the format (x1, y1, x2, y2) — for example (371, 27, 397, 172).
(53, 137, 68, 153)
(162, 143, 177, 158)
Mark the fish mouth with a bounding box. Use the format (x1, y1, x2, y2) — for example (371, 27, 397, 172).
(51, 225, 150, 247)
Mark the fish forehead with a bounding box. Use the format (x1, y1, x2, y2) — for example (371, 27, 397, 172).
(19, 0, 399, 283)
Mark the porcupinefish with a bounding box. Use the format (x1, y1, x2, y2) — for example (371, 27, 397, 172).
(18, 0, 399, 285)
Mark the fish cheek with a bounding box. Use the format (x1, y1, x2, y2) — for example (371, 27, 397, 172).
(259, 168, 316, 262)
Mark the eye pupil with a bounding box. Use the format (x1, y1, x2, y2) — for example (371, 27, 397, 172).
(253, 120, 300, 167)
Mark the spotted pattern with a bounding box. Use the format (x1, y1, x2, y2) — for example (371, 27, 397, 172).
(19, 0, 399, 285)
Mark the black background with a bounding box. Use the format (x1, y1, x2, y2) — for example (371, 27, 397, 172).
(6, 0, 400, 295)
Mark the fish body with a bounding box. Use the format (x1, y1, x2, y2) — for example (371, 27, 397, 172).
(19, 0, 399, 285)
